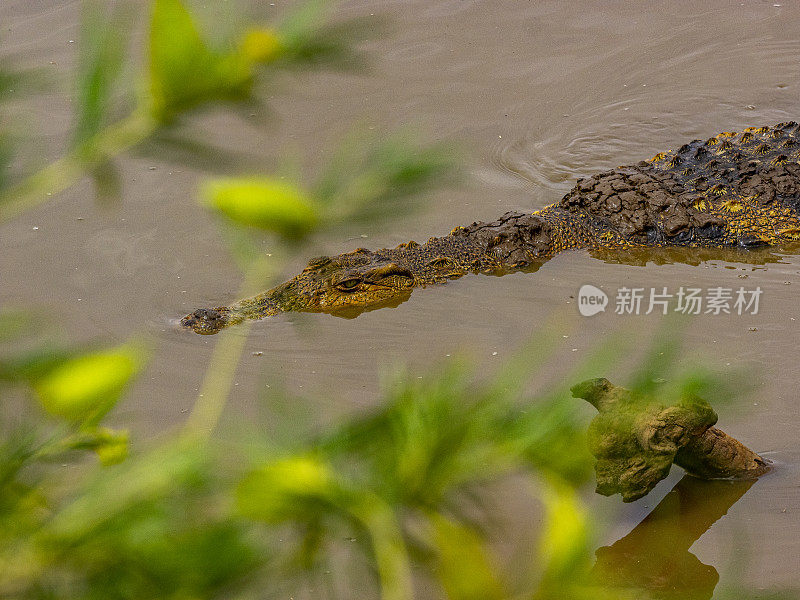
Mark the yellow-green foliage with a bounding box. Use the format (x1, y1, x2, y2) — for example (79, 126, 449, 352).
(203, 177, 320, 240)
(33, 344, 142, 424)
(148, 0, 254, 122)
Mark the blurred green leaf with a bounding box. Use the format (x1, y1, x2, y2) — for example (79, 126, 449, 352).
(148, 0, 252, 123)
(44, 443, 204, 542)
(239, 27, 284, 64)
(32, 343, 144, 425)
(429, 513, 505, 600)
(0, 346, 75, 384)
(352, 495, 413, 600)
(73, 0, 129, 149)
(322, 356, 591, 511)
(504, 401, 593, 486)
(64, 427, 130, 466)
(324, 361, 493, 506)
(536, 478, 592, 585)
(313, 131, 458, 226)
(236, 455, 339, 523)
(93, 429, 129, 466)
(274, 0, 379, 70)
(31, 442, 262, 599)
(203, 176, 319, 240)
(197, 129, 456, 245)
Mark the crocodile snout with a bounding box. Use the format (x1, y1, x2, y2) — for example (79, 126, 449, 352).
(180, 307, 230, 335)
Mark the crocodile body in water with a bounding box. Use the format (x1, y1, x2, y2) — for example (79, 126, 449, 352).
(182, 122, 800, 334)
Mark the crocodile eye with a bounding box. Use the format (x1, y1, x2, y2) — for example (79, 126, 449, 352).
(335, 278, 362, 292)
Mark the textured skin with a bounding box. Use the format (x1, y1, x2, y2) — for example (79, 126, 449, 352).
(182, 122, 800, 334)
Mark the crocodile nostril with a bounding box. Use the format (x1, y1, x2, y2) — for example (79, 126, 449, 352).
(181, 308, 230, 333)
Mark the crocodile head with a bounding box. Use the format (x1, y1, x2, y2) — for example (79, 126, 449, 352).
(180, 249, 416, 334)
(282, 250, 416, 316)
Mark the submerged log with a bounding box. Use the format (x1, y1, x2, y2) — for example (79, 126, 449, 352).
(571, 378, 771, 502)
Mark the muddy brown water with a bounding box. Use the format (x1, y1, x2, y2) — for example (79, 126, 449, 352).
(2, 0, 800, 594)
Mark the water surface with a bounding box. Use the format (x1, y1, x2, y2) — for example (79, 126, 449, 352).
(2, 0, 799, 594)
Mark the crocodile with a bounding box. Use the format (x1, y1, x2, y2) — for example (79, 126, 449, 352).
(182, 122, 800, 334)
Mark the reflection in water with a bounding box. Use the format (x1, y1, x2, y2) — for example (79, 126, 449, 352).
(591, 475, 754, 600)
(342, 244, 795, 318)
(590, 244, 797, 268)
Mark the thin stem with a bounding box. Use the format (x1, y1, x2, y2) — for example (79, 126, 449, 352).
(182, 321, 253, 438)
(182, 255, 278, 439)
(353, 496, 413, 600)
(0, 110, 157, 223)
